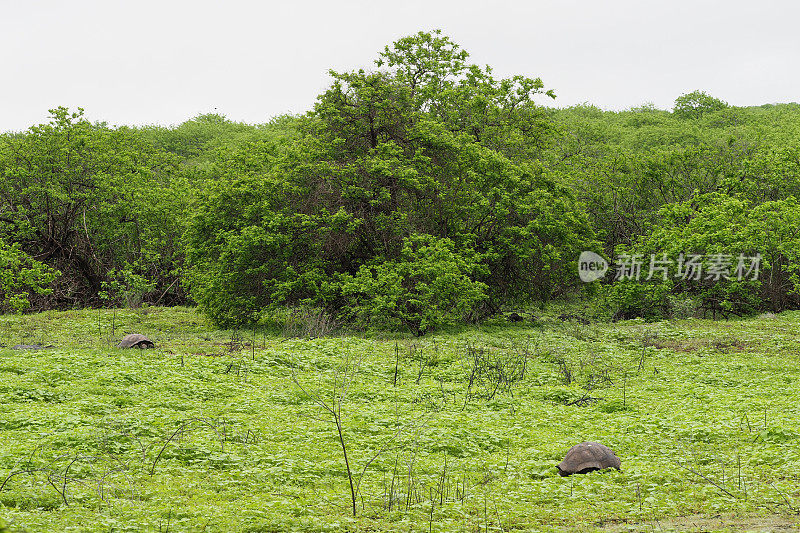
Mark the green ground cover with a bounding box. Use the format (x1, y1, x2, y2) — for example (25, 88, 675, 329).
(1, 307, 799, 532)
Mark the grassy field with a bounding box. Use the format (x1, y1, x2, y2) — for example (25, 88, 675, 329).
(1, 307, 800, 532)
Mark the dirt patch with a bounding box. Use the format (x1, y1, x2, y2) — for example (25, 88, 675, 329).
(598, 514, 799, 532)
(648, 337, 748, 353)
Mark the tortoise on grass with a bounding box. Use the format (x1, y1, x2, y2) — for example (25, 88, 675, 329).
(557, 441, 621, 476)
(118, 334, 155, 349)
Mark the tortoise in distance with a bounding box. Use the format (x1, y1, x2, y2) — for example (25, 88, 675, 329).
(118, 334, 155, 349)
(557, 441, 621, 476)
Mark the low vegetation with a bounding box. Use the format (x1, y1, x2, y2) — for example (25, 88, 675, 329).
(1, 307, 799, 531)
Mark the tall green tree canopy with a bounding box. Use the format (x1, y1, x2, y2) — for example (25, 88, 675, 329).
(183, 31, 596, 330)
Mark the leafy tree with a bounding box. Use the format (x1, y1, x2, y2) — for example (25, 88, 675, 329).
(182, 31, 596, 328)
(181, 135, 336, 327)
(673, 90, 729, 119)
(377, 29, 556, 160)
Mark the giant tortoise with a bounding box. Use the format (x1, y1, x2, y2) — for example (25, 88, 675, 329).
(117, 334, 155, 349)
(557, 442, 621, 476)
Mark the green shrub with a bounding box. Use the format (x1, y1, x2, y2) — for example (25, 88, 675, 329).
(0, 238, 59, 313)
(604, 280, 671, 321)
(667, 294, 699, 319)
(342, 235, 488, 335)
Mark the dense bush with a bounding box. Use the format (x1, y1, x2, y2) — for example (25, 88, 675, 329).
(341, 235, 488, 335)
(0, 107, 187, 308)
(609, 194, 800, 318)
(604, 280, 672, 321)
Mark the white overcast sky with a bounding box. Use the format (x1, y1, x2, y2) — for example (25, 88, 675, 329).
(1, 0, 798, 132)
